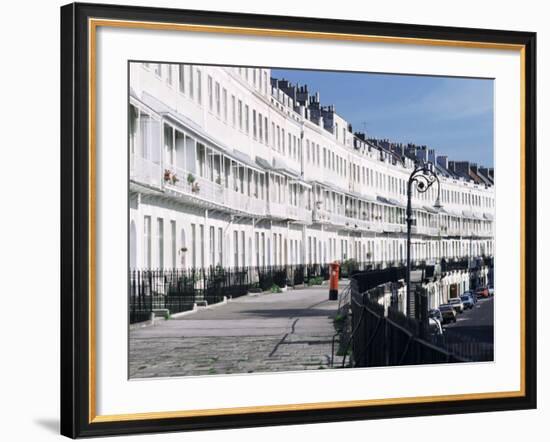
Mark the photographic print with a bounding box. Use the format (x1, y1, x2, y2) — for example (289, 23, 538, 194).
(61, 4, 536, 436)
(128, 62, 495, 378)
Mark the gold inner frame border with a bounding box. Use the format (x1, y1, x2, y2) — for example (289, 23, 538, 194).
(87, 17, 527, 424)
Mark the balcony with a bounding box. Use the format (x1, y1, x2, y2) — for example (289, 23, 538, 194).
(383, 223, 406, 234)
(287, 205, 313, 224)
(130, 154, 162, 189)
(163, 166, 266, 217)
(412, 225, 440, 236)
(312, 209, 382, 232)
(269, 202, 312, 224)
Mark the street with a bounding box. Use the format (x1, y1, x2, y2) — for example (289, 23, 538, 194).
(129, 284, 344, 378)
(444, 296, 494, 345)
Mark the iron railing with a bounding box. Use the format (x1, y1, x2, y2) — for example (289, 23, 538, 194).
(346, 278, 493, 367)
(129, 263, 334, 324)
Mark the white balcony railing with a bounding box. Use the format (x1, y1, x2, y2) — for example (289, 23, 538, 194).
(412, 225, 441, 236)
(130, 154, 162, 189)
(166, 166, 226, 206)
(313, 209, 381, 232)
(269, 202, 312, 223)
(225, 188, 265, 216)
(287, 205, 313, 224)
(164, 165, 266, 216)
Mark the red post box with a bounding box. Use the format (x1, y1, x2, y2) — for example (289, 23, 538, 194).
(329, 262, 340, 300)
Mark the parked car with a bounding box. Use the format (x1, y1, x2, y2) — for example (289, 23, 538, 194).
(428, 317, 444, 335)
(488, 285, 495, 296)
(476, 287, 490, 298)
(460, 293, 475, 309)
(463, 290, 477, 304)
(429, 308, 443, 324)
(438, 304, 457, 324)
(448, 297, 464, 314)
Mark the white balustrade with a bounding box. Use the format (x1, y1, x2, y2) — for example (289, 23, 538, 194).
(130, 154, 162, 188)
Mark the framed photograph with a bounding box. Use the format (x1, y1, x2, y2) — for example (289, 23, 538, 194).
(60, 2, 537, 438)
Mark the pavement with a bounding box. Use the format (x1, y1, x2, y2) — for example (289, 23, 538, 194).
(129, 283, 346, 378)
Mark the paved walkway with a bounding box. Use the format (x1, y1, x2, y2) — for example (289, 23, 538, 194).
(129, 283, 346, 378)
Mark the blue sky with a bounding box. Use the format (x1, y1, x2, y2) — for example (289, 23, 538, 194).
(271, 69, 494, 167)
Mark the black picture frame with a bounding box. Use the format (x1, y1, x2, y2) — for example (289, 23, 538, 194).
(60, 2, 537, 438)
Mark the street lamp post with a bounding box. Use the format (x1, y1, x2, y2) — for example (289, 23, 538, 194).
(406, 161, 442, 318)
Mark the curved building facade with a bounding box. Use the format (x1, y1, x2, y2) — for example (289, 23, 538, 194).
(129, 62, 494, 306)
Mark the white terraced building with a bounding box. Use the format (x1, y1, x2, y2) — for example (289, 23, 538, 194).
(129, 62, 494, 305)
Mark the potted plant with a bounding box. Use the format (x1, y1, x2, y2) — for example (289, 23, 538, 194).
(164, 169, 172, 182)
(215, 177, 222, 185)
(171, 173, 179, 185)
(187, 173, 196, 185)
(192, 182, 200, 193)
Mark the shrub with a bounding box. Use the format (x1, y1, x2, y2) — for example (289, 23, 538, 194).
(307, 276, 323, 286)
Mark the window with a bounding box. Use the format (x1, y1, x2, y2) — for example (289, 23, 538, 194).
(258, 113, 263, 142)
(245, 104, 249, 134)
(200, 225, 205, 269)
(280, 233, 284, 265)
(264, 117, 268, 145)
(178, 64, 185, 93)
(261, 232, 266, 266)
(238, 100, 243, 129)
(197, 69, 202, 104)
(207, 75, 213, 111)
(215, 82, 221, 115)
(144, 216, 151, 268)
(233, 231, 239, 267)
(316, 145, 320, 166)
(209, 226, 215, 267)
(189, 66, 194, 99)
(218, 227, 223, 266)
(231, 95, 236, 127)
(241, 231, 246, 267)
(166, 64, 173, 86)
(154, 63, 162, 77)
(191, 224, 196, 268)
(222, 88, 227, 122)
(157, 218, 164, 269)
(255, 232, 260, 267)
(170, 220, 176, 268)
(273, 234, 278, 266)
(129, 105, 138, 157)
(252, 109, 257, 138)
(164, 124, 174, 167)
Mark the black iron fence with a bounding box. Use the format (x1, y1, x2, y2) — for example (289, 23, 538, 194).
(129, 263, 335, 324)
(346, 278, 493, 367)
(352, 266, 407, 293)
(130, 257, 493, 325)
